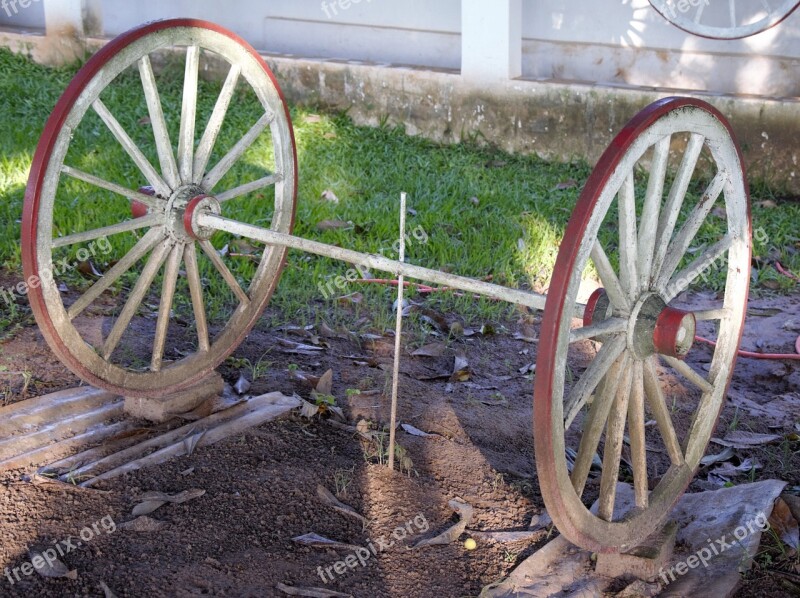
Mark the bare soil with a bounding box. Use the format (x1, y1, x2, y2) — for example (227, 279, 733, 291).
(0, 280, 799, 597)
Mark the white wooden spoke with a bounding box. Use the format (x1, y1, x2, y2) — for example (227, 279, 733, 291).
(637, 136, 670, 291)
(570, 353, 628, 497)
(198, 240, 250, 306)
(569, 317, 628, 344)
(643, 356, 684, 466)
(695, 308, 730, 321)
(151, 244, 183, 372)
(591, 241, 630, 312)
(564, 334, 627, 430)
(138, 55, 179, 189)
(178, 45, 200, 184)
(102, 240, 173, 361)
(192, 63, 242, 184)
(661, 355, 714, 394)
(651, 134, 705, 283)
(201, 112, 274, 190)
(618, 172, 639, 300)
(663, 235, 732, 302)
(216, 173, 282, 202)
(729, 0, 736, 27)
(627, 360, 649, 509)
(52, 214, 161, 248)
(67, 227, 164, 320)
(61, 166, 162, 210)
(656, 171, 726, 290)
(92, 99, 171, 198)
(184, 243, 210, 353)
(597, 359, 634, 522)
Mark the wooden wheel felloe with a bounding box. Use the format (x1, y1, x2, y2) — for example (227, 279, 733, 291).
(649, 0, 799, 39)
(22, 19, 297, 398)
(534, 98, 751, 552)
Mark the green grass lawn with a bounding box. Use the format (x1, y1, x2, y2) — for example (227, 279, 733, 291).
(0, 47, 797, 337)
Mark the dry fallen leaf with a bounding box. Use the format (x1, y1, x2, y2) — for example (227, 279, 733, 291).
(413, 499, 474, 548)
(29, 549, 76, 579)
(320, 189, 340, 203)
(401, 423, 440, 438)
(276, 582, 352, 597)
(234, 372, 251, 395)
(756, 199, 779, 209)
(711, 431, 781, 449)
(411, 342, 446, 358)
(316, 369, 334, 396)
(769, 497, 800, 550)
(700, 447, 736, 467)
(316, 219, 350, 231)
(119, 516, 168, 532)
(316, 485, 368, 528)
(451, 352, 471, 382)
(337, 292, 363, 305)
(292, 533, 362, 552)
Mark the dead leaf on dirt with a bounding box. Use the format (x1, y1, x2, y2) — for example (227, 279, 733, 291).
(712, 431, 781, 449)
(77, 260, 103, 278)
(769, 497, 800, 550)
(756, 199, 779, 209)
(554, 179, 578, 191)
(234, 373, 251, 395)
(316, 485, 368, 528)
(761, 279, 781, 290)
(183, 430, 206, 456)
(518, 363, 536, 375)
(529, 512, 552, 531)
(292, 533, 362, 552)
(315, 369, 334, 396)
(337, 292, 363, 306)
(316, 219, 351, 231)
(401, 423, 440, 438)
(299, 397, 321, 419)
(451, 352, 471, 382)
(29, 548, 76, 579)
(119, 516, 167, 532)
(320, 189, 339, 203)
(276, 582, 352, 597)
(709, 458, 761, 480)
(412, 342, 446, 358)
(133, 488, 206, 516)
(410, 306, 449, 334)
(515, 318, 538, 343)
(700, 447, 736, 467)
(99, 581, 118, 598)
(279, 338, 326, 356)
(413, 499, 474, 548)
(230, 238, 259, 256)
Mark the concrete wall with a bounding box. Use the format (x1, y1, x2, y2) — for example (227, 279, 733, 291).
(1, 1, 798, 96)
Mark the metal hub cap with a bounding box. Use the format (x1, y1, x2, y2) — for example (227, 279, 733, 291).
(627, 293, 696, 360)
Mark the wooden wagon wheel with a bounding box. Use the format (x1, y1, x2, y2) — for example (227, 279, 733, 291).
(22, 19, 297, 398)
(649, 0, 799, 39)
(534, 97, 751, 552)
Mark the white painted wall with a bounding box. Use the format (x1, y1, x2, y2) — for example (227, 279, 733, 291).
(0, 0, 797, 98)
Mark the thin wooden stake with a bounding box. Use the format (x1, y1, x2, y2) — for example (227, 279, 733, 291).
(387, 192, 407, 471)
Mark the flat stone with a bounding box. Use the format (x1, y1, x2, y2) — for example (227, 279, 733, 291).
(124, 373, 224, 423)
(595, 520, 677, 580)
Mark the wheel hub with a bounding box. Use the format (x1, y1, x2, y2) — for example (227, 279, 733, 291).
(627, 292, 696, 360)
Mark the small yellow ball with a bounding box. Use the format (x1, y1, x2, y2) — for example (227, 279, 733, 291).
(464, 538, 477, 550)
